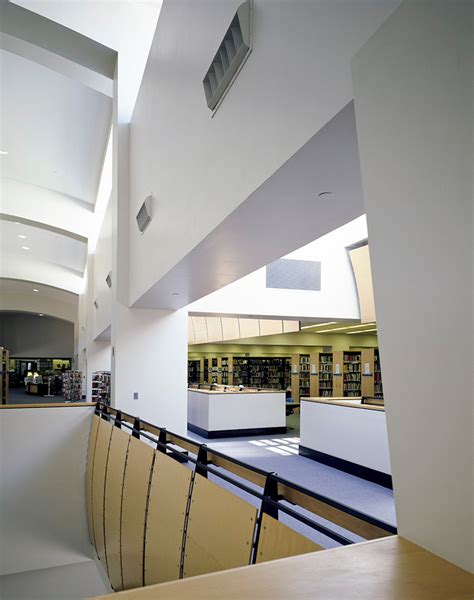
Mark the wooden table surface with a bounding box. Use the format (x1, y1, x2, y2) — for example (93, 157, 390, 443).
(90, 536, 473, 599)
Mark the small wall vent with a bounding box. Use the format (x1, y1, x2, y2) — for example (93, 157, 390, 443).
(93, 300, 99, 309)
(105, 272, 112, 289)
(203, 1, 251, 111)
(136, 195, 153, 233)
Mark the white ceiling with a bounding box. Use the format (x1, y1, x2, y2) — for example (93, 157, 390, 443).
(0, 220, 87, 274)
(12, 0, 163, 123)
(1, 48, 111, 205)
(0, 278, 76, 303)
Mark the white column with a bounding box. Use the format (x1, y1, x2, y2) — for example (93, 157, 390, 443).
(352, 0, 473, 572)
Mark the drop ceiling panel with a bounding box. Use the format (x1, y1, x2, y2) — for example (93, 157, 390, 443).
(1, 49, 112, 204)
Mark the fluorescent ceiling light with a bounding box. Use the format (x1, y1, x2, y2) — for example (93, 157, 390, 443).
(315, 323, 376, 333)
(301, 322, 337, 330)
(22, 246, 30, 250)
(347, 328, 378, 334)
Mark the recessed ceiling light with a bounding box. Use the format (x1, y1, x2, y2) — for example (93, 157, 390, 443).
(172, 292, 179, 296)
(301, 322, 337, 330)
(33, 289, 39, 292)
(318, 191, 334, 198)
(38, 313, 44, 317)
(18, 234, 26, 239)
(0, 150, 8, 155)
(22, 246, 30, 250)
(346, 328, 378, 334)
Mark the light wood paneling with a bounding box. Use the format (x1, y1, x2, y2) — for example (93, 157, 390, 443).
(89, 536, 474, 600)
(92, 418, 114, 568)
(121, 437, 155, 590)
(86, 414, 100, 545)
(332, 350, 344, 396)
(104, 427, 130, 592)
(256, 514, 322, 563)
(309, 352, 319, 397)
(291, 353, 299, 402)
(183, 474, 257, 578)
(144, 453, 192, 586)
(278, 483, 391, 540)
(209, 453, 267, 488)
(361, 348, 375, 396)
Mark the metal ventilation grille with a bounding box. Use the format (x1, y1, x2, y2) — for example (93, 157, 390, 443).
(105, 272, 112, 289)
(136, 195, 153, 233)
(203, 2, 251, 111)
(266, 259, 322, 291)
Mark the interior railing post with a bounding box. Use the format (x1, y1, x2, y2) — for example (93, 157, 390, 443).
(157, 428, 167, 453)
(252, 472, 279, 564)
(132, 417, 141, 439)
(114, 410, 122, 429)
(196, 444, 209, 478)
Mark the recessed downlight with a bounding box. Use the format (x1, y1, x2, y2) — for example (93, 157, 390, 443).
(318, 191, 334, 198)
(22, 246, 30, 250)
(172, 292, 179, 296)
(0, 150, 8, 155)
(18, 234, 26, 239)
(38, 313, 44, 317)
(33, 288, 39, 292)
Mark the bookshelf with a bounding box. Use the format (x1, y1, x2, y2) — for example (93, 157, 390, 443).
(318, 352, 333, 397)
(233, 357, 248, 386)
(299, 354, 310, 398)
(188, 360, 201, 384)
(1, 347, 9, 405)
(92, 371, 111, 405)
(374, 348, 384, 397)
(62, 370, 83, 402)
(343, 351, 362, 397)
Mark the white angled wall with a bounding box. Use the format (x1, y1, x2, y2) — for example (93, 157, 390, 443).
(0, 406, 95, 575)
(352, 0, 473, 572)
(129, 0, 399, 305)
(189, 216, 367, 320)
(92, 198, 113, 340)
(112, 305, 188, 435)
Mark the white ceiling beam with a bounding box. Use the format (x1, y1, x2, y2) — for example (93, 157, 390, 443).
(0, 178, 92, 241)
(0, 1, 116, 79)
(0, 33, 113, 97)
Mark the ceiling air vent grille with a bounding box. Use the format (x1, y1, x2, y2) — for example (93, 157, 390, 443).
(136, 194, 153, 233)
(203, 1, 251, 111)
(105, 272, 112, 289)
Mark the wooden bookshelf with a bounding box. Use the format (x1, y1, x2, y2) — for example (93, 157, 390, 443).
(318, 352, 333, 397)
(343, 351, 362, 397)
(332, 350, 344, 396)
(374, 348, 383, 397)
(1, 347, 9, 405)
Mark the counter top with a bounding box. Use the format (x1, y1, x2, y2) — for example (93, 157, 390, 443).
(303, 397, 384, 411)
(188, 388, 284, 395)
(90, 536, 474, 599)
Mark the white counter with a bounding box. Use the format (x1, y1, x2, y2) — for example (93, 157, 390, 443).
(187, 388, 286, 438)
(300, 398, 392, 487)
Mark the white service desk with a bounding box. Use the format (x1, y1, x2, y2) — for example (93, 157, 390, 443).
(300, 398, 392, 488)
(187, 388, 286, 438)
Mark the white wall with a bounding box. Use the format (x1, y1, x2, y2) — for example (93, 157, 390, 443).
(0, 406, 95, 575)
(0, 313, 74, 357)
(189, 216, 367, 320)
(84, 340, 111, 403)
(112, 305, 188, 435)
(0, 291, 77, 323)
(129, 0, 399, 305)
(92, 198, 112, 340)
(352, 0, 473, 572)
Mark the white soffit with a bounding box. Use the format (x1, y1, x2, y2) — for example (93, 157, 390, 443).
(188, 316, 299, 345)
(0, 220, 87, 274)
(13, 0, 163, 123)
(1, 48, 111, 205)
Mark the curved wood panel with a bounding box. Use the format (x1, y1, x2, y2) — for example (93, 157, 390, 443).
(104, 427, 130, 591)
(144, 452, 192, 586)
(92, 418, 114, 568)
(86, 414, 100, 545)
(183, 474, 257, 578)
(256, 513, 322, 563)
(121, 437, 155, 590)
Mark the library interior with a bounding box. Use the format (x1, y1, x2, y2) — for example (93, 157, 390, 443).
(0, 1, 472, 599)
